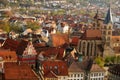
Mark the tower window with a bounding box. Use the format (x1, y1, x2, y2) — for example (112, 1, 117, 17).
(108, 31, 111, 35)
(109, 26, 111, 29)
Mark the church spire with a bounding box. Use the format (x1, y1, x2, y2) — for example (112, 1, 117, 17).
(94, 9, 99, 19)
(104, 5, 113, 24)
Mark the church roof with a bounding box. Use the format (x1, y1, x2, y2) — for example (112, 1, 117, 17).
(81, 30, 102, 40)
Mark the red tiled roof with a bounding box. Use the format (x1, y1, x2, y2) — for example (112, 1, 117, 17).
(0, 49, 17, 61)
(4, 62, 39, 80)
(42, 60, 68, 76)
(39, 47, 64, 60)
(44, 71, 57, 78)
(51, 34, 69, 47)
(71, 36, 79, 46)
(68, 61, 84, 72)
(85, 30, 101, 38)
(81, 30, 102, 40)
(2, 38, 19, 51)
(16, 40, 28, 55)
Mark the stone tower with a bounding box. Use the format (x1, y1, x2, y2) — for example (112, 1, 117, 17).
(102, 6, 114, 57)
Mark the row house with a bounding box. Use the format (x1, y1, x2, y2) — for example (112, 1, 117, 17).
(68, 61, 84, 80)
(68, 59, 105, 80)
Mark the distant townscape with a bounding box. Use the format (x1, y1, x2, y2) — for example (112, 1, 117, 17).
(0, 0, 120, 80)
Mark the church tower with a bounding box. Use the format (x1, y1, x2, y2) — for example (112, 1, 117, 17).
(102, 6, 113, 56)
(102, 6, 113, 47)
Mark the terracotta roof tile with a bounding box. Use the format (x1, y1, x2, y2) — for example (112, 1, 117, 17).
(81, 30, 102, 40)
(68, 61, 84, 72)
(0, 49, 17, 61)
(2, 38, 19, 51)
(42, 60, 68, 76)
(4, 62, 39, 80)
(71, 36, 79, 46)
(90, 63, 105, 72)
(39, 47, 64, 60)
(44, 71, 57, 78)
(16, 40, 28, 55)
(51, 34, 69, 47)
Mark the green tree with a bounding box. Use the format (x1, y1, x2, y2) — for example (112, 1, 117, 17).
(95, 56, 104, 67)
(26, 22, 40, 31)
(0, 21, 10, 33)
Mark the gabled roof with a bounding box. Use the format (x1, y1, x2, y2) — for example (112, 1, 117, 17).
(42, 60, 68, 76)
(16, 40, 28, 55)
(23, 42, 37, 56)
(71, 36, 79, 46)
(0, 49, 17, 61)
(2, 38, 19, 51)
(68, 61, 84, 72)
(39, 47, 64, 60)
(16, 40, 37, 56)
(90, 63, 105, 72)
(51, 34, 69, 47)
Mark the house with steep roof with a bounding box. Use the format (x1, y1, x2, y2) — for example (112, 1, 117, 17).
(4, 62, 39, 80)
(68, 61, 84, 80)
(89, 63, 105, 80)
(0, 48, 17, 73)
(67, 59, 105, 80)
(16, 40, 37, 68)
(39, 60, 68, 80)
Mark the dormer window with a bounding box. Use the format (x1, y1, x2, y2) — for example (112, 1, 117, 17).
(54, 66, 58, 69)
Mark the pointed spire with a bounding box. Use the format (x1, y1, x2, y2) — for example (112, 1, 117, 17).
(104, 5, 113, 24)
(94, 9, 99, 19)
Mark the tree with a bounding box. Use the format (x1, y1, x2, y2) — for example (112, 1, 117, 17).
(0, 0, 9, 7)
(0, 21, 10, 33)
(95, 56, 104, 67)
(26, 21, 40, 31)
